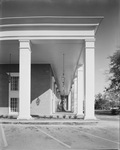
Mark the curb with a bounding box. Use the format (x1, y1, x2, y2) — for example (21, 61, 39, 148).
(0, 119, 99, 125)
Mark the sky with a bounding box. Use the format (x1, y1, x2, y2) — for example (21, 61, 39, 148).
(0, 0, 120, 94)
(95, 0, 120, 94)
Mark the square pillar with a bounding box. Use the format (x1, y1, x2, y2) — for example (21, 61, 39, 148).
(71, 84, 74, 112)
(74, 77, 78, 114)
(84, 40, 96, 120)
(17, 40, 32, 119)
(68, 91, 71, 111)
(52, 77, 55, 114)
(77, 66, 84, 116)
(55, 84, 57, 112)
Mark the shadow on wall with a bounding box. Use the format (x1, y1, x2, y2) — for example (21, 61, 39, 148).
(31, 89, 52, 116)
(0, 64, 19, 108)
(31, 64, 53, 116)
(0, 64, 57, 116)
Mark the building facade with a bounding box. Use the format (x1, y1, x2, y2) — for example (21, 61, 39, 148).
(0, 1, 104, 120)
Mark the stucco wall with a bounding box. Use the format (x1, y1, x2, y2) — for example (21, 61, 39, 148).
(0, 64, 52, 116)
(31, 89, 52, 116)
(31, 64, 52, 116)
(0, 64, 19, 108)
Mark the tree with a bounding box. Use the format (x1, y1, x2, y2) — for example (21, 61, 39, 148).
(107, 50, 120, 92)
(95, 93, 106, 109)
(103, 91, 119, 108)
(95, 92, 117, 110)
(105, 50, 120, 107)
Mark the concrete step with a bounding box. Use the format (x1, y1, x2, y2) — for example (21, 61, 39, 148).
(0, 114, 84, 119)
(0, 119, 98, 125)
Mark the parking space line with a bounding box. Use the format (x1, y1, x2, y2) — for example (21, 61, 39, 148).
(34, 126, 71, 149)
(71, 127, 120, 145)
(0, 124, 8, 147)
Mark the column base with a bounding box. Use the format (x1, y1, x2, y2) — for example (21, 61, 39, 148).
(84, 115, 96, 120)
(77, 112, 84, 116)
(17, 115, 33, 120)
(77, 114, 84, 119)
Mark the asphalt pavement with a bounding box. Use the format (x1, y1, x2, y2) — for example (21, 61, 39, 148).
(0, 117, 119, 150)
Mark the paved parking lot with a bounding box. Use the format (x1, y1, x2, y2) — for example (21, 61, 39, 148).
(0, 118, 120, 150)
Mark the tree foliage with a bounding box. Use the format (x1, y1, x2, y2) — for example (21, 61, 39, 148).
(104, 50, 120, 108)
(95, 50, 120, 110)
(108, 50, 120, 92)
(95, 92, 119, 110)
(95, 93, 108, 110)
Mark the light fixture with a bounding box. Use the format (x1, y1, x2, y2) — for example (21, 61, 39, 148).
(61, 53, 65, 96)
(8, 53, 11, 83)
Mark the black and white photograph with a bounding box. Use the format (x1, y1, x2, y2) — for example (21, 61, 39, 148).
(0, 0, 120, 149)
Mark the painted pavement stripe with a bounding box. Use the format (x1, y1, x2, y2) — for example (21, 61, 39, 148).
(34, 126, 71, 149)
(0, 124, 8, 147)
(71, 127, 120, 145)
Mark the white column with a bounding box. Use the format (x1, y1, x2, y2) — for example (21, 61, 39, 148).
(74, 77, 78, 114)
(84, 40, 96, 120)
(71, 84, 74, 112)
(17, 40, 32, 119)
(68, 91, 71, 111)
(50, 77, 53, 115)
(55, 84, 57, 112)
(77, 66, 84, 116)
(52, 77, 55, 114)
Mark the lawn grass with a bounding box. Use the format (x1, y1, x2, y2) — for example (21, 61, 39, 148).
(95, 110, 112, 115)
(95, 110, 120, 121)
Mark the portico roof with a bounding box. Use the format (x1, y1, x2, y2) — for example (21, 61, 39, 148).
(0, 16, 102, 32)
(0, 15, 103, 95)
(0, 0, 104, 96)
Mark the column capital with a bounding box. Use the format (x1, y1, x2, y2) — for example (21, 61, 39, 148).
(85, 41, 95, 48)
(77, 64, 83, 68)
(85, 38, 96, 42)
(74, 76, 77, 81)
(19, 39, 30, 42)
(72, 83, 74, 88)
(52, 76, 55, 82)
(19, 40, 31, 51)
(55, 84, 57, 88)
(78, 65, 84, 71)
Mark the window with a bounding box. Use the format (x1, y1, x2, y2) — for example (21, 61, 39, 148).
(10, 98, 19, 112)
(11, 76, 19, 91)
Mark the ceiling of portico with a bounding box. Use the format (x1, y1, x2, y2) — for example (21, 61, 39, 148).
(0, 39, 84, 95)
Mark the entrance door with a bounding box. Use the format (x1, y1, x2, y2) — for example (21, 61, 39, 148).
(9, 73, 19, 115)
